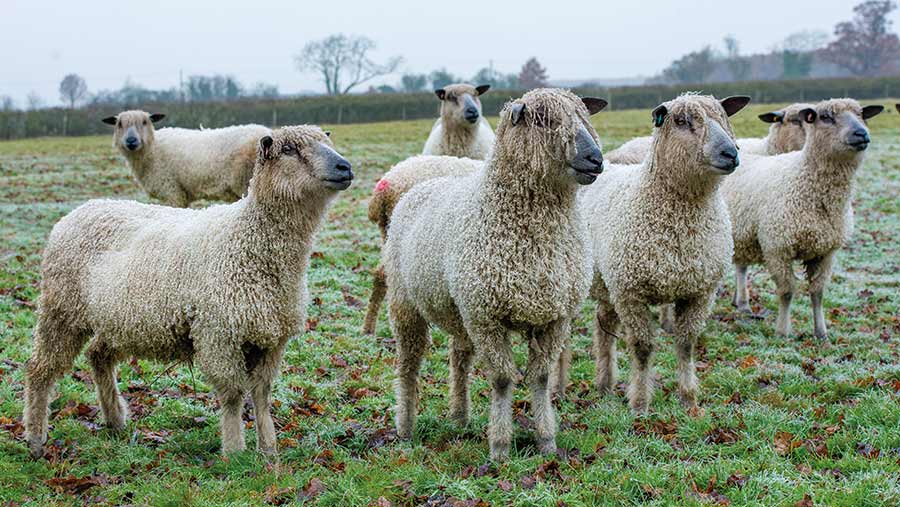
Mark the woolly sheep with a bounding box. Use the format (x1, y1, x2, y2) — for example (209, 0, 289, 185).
(102, 110, 271, 207)
(362, 155, 483, 334)
(23, 125, 353, 459)
(422, 83, 495, 159)
(384, 89, 607, 460)
(722, 98, 883, 339)
(568, 93, 750, 414)
(605, 102, 812, 166)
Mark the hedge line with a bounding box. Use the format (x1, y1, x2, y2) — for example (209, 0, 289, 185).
(1, 76, 898, 139)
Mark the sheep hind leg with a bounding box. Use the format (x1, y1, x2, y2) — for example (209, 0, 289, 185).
(549, 341, 572, 397)
(593, 300, 620, 395)
(249, 344, 287, 457)
(659, 304, 676, 333)
(617, 302, 655, 415)
(732, 265, 751, 313)
(362, 264, 387, 335)
(24, 316, 89, 459)
(526, 319, 569, 455)
(448, 334, 474, 426)
(389, 297, 430, 440)
(85, 339, 128, 431)
(805, 253, 834, 340)
(217, 389, 246, 454)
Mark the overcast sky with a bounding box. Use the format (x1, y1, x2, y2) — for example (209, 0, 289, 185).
(1, 0, 892, 106)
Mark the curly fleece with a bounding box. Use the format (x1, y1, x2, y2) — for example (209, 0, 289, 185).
(383, 88, 598, 460)
(24, 125, 345, 459)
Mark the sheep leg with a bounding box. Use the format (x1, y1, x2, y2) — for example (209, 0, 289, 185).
(549, 341, 572, 396)
(249, 343, 287, 456)
(448, 334, 475, 426)
(766, 258, 796, 337)
(672, 295, 712, 409)
(24, 316, 88, 459)
(85, 339, 128, 431)
(805, 253, 834, 340)
(362, 264, 387, 335)
(197, 343, 250, 453)
(473, 323, 515, 461)
(732, 264, 751, 313)
(593, 299, 620, 395)
(616, 301, 655, 415)
(217, 389, 246, 453)
(389, 297, 430, 440)
(526, 319, 568, 455)
(659, 304, 676, 333)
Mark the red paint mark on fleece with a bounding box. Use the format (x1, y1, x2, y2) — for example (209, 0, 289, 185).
(374, 179, 390, 192)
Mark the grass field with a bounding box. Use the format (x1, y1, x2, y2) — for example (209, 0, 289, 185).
(1, 103, 899, 506)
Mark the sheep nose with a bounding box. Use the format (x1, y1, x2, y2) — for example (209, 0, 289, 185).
(720, 147, 738, 162)
(852, 129, 870, 143)
(335, 160, 352, 173)
(464, 108, 479, 122)
(586, 154, 603, 169)
(125, 137, 140, 150)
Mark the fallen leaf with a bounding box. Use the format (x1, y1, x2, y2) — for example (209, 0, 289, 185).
(774, 431, 801, 456)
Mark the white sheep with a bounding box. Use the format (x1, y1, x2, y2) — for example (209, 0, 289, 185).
(384, 89, 607, 460)
(568, 93, 750, 413)
(722, 98, 883, 339)
(422, 83, 495, 159)
(23, 125, 353, 459)
(102, 110, 271, 207)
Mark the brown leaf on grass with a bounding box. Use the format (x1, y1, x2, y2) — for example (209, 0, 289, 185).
(519, 475, 537, 490)
(534, 459, 565, 482)
(724, 391, 743, 405)
(795, 463, 813, 475)
(0, 416, 24, 437)
(803, 437, 829, 457)
(640, 483, 661, 499)
(774, 431, 801, 456)
(55, 401, 99, 420)
(726, 473, 747, 488)
(497, 479, 514, 492)
(632, 418, 678, 441)
(264, 484, 295, 506)
(739, 356, 760, 369)
(705, 427, 741, 445)
(795, 493, 814, 507)
(45, 474, 109, 495)
(371, 497, 392, 507)
(298, 477, 326, 501)
(349, 387, 375, 401)
(330, 355, 349, 368)
(690, 475, 730, 505)
(856, 442, 880, 459)
(801, 361, 816, 376)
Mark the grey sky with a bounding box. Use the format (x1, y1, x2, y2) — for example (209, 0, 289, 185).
(1, 0, 890, 106)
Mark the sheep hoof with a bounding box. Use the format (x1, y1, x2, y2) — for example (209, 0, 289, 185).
(536, 437, 556, 455)
(489, 440, 510, 462)
(361, 322, 376, 335)
(814, 331, 828, 341)
(628, 399, 650, 416)
(678, 391, 698, 409)
(258, 446, 278, 460)
(594, 377, 614, 395)
(27, 437, 45, 459)
(449, 413, 469, 428)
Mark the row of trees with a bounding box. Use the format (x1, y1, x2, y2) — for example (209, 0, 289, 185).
(652, 0, 900, 84)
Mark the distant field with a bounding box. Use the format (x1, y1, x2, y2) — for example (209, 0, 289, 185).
(1, 103, 899, 506)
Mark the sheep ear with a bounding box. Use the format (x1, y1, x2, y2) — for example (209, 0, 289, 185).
(800, 108, 817, 124)
(582, 97, 608, 115)
(101, 116, 117, 125)
(149, 113, 166, 123)
(758, 111, 783, 124)
(895, 104, 899, 114)
(510, 103, 526, 126)
(475, 84, 490, 96)
(721, 96, 751, 117)
(434, 89, 446, 100)
(260, 136, 275, 160)
(862, 105, 884, 120)
(324, 131, 331, 137)
(652, 105, 668, 128)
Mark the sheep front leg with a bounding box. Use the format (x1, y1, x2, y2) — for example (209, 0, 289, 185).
(362, 264, 387, 335)
(389, 297, 430, 440)
(593, 299, 620, 394)
(766, 257, 796, 337)
(659, 304, 676, 333)
(732, 264, 751, 313)
(805, 253, 834, 340)
(197, 344, 249, 454)
(526, 319, 569, 455)
(249, 343, 287, 457)
(448, 334, 475, 426)
(673, 295, 713, 409)
(473, 323, 515, 461)
(85, 339, 128, 431)
(616, 301, 655, 415)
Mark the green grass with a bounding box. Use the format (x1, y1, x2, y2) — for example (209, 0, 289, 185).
(1, 103, 899, 506)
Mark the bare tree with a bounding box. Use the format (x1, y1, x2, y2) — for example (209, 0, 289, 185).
(518, 57, 549, 89)
(26, 91, 44, 110)
(0, 95, 15, 112)
(295, 34, 403, 95)
(59, 74, 88, 109)
(723, 35, 751, 81)
(824, 0, 900, 75)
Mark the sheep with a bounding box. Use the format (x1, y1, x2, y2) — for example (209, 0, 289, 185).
(383, 88, 607, 460)
(564, 93, 750, 414)
(23, 125, 353, 459)
(422, 83, 495, 159)
(722, 98, 883, 339)
(102, 110, 271, 207)
(362, 155, 483, 334)
(605, 102, 812, 166)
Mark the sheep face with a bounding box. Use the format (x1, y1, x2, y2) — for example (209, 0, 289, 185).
(435, 83, 490, 127)
(651, 94, 750, 176)
(496, 88, 606, 187)
(758, 103, 814, 154)
(799, 99, 883, 156)
(102, 110, 165, 154)
(253, 126, 353, 201)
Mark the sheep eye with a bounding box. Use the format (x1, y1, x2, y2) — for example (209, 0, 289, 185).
(142, 120, 147, 125)
(820, 114, 835, 124)
(281, 144, 295, 154)
(674, 116, 687, 126)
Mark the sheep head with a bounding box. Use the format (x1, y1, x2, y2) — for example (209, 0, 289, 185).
(102, 110, 165, 154)
(252, 126, 353, 202)
(798, 99, 883, 157)
(650, 93, 749, 178)
(493, 88, 606, 188)
(758, 102, 814, 154)
(435, 83, 490, 128)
